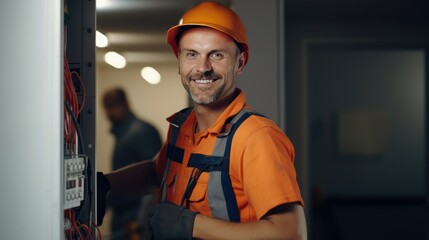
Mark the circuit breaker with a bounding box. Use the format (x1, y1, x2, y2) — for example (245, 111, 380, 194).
(64, 156, 86, 210)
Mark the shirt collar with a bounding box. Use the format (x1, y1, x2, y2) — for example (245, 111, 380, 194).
(167, 89, 249, 139)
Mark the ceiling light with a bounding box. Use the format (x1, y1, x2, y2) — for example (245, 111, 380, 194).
(141, 66, 161, 85)
(96, 0, 111, 10)
(104, 51, 126, 69)
(96, 31, 108, 48)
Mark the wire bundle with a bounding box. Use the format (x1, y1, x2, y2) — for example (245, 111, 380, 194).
(64, 209, 102, 240)
(63, 29, 86, 148)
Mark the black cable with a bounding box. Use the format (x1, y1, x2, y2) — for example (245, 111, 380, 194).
(180, 164, 210, 208)
(64, 100, 85, 155)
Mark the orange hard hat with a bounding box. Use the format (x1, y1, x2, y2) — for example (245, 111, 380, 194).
(166, 1, 249, 65)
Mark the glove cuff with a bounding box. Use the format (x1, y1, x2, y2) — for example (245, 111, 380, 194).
(178, 209, 197, 240)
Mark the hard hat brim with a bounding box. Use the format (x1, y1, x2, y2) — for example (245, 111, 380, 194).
(166, 23, 248, 63)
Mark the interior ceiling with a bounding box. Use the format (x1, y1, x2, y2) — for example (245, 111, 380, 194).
(96, 0, 429, 65)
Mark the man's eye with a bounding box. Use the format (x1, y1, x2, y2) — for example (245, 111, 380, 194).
(186, 52, 197, 59)
(210, 53, 224, 60)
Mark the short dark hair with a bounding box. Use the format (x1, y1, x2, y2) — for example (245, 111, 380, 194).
(103, 87, 129, 107)
(114, 88, 127, 105)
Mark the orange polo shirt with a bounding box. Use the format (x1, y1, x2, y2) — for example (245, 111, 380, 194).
(155, 89, 303, 221)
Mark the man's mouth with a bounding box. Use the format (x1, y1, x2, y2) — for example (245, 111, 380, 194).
(194, 79, 214, 84)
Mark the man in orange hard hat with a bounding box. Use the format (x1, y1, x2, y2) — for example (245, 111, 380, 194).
(97, 2, 307, 239)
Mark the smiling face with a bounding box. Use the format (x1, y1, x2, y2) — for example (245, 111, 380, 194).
(177, 27, 246, 106)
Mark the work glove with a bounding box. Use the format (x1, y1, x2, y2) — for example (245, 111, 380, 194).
(149, 201, 197, 240)
(96, 171, 111, 226)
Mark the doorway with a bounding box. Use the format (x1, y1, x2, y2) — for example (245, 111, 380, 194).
(307, 44, 427, 240)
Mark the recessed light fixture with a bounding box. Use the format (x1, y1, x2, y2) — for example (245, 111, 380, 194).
(141, 66, 161, 84)
(96, 31, 108, 48)
(96, 0, 111, 10)
(104, 51, 126, 69)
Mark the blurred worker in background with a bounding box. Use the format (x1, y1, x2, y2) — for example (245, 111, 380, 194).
(98, 2, 307, 239)
(102, 87, 162, 239)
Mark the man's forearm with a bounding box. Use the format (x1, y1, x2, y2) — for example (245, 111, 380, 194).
(105, 159, 159, 196)
(193, 204, 307, 240)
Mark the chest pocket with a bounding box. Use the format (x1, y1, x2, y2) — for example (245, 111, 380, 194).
(188, 171, 208, 202)
(188, 181, 207, 202)
(186, 172, 211, 214)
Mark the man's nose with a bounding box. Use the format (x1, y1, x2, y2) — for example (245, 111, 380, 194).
(195, 56, 212, 73)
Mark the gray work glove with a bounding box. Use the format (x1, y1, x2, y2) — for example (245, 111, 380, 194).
(149, 201, 197, 240)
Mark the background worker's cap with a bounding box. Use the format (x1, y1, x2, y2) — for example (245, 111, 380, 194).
(166, 1, 249, 65)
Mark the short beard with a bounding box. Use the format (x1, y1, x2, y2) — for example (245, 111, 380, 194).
(187, 71, 223, 105)
(189, 83, 224, 105)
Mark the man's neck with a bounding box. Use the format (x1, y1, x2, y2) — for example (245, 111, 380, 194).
(193, 89, 239, 133)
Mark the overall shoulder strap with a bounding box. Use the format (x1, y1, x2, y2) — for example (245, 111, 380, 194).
(207, 108, 255, 222)
(169, 107, 194, 141)
(161, 107, 193, 201)
(187, 108, 266, 222)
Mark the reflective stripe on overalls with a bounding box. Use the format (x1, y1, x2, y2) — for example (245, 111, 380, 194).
(160, 107, 260, 222)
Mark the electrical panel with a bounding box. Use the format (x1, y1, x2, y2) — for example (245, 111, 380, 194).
(63, 0, 96, 238)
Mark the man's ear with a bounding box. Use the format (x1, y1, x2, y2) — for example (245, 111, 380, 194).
(235, 52, 246, 75)
(177, 56, 181, 74)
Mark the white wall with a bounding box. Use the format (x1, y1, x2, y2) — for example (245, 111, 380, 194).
(0, 1, 63, 239)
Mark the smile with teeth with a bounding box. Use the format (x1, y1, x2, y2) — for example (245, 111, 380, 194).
(194, 79, 214, 84)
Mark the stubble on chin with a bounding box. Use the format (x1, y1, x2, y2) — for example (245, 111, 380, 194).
(189, 84, 224, 105)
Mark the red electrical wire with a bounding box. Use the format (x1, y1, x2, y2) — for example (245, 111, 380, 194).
(63, 28, 86, 146)
(71, 71, 86, 115)
(92, 222, 103, 240)
(78, 223, 93, 240)
(64, 55, 75, 144)
(65, 209, 99, 240)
